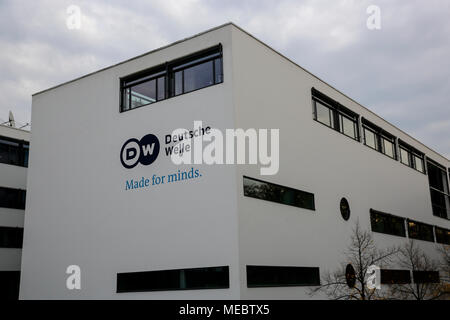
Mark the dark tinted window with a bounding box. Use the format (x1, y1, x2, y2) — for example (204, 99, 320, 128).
(435, 226, 450, 245)
(345, 264, 356, 288)
(370, 209, 406, 237)
(0, 227, 23, 248)
(116, 266, 229, 293)
(407, 220, 435, 242)
(413, 271, 440, 284)
(246, 265, 320, 287)
(381, 269, 411, 284)
(0, 137, 29, 167)
(0, 271, 20, 300)
(0, 187, 26, 210)
(426, 160, 449, 219)
(243, 176, 315, 211)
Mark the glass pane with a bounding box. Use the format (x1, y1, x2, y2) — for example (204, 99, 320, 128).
(341, 116, 356, 138)
(183, 60, 214, 93)
(174, 71, 183, 96)
(383, 139, 394, 158)
(214, 58, 223, 83)
(414, 155, 424, 172)
(316, 102, 332, 127)
(130, 79, 156, 108)
(364, 128, 377, 149)
(23, 145, 29, 167)
(157, 77, 165, 101)
(400, 148, 410, 166)
(122, 88, 130, 111)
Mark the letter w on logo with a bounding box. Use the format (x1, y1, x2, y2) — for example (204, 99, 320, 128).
(142, 143, 155, 156)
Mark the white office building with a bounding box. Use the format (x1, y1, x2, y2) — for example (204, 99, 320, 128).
(20, 23, 449, 299)
(0, 122, 29, 299)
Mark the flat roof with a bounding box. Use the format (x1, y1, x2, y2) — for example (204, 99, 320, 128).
(32, 22, 449, 162)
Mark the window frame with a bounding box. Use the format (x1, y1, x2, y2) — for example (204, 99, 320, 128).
(398, 140, 426, 174)
(435, 226, 450, 245)
(311, 88, 360, 142)
(407, 219, 435, 242)
(361, 118, 397, 160)
(370, 209, 406, 238)
(426, 159, 450, 220)
(246, 265, 321, 288)
(0, 136, 29, 167)
(120, 44, 223, 113)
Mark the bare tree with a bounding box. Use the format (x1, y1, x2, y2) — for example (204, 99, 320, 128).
(309, 221, 398, 300)
(436, 244, 450, 298)
(388, 240, 443, 300)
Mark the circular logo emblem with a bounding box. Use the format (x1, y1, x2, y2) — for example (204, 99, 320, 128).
(120, 134, 160, 169)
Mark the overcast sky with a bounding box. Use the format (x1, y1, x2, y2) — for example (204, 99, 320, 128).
(0, 0, 449, 158)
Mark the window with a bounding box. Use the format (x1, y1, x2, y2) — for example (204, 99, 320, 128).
(427, 160, 450, 219)
(0, 137, 29, 167)
(312, 88, 359, 141)
(407, 220, 434, 242)
(399, 141, 425, 173)
(246, 266, 320, 287)
(362, 119, 397, 160)
(370, 209, 406, 237)
(243, 176, 315, 211)
(0, 227, 23, 248)
(340, 198, 350, 221)
(0, 271, 20, 300)
(435, 226, 450, 245)
(0, 187, 26, 210)
(413, 271, 440, 284)
(116, 266, 229, 293)
(380, 269, 411, 284)
(120, 45, 223, 112)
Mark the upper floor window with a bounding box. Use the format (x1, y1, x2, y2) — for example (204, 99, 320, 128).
(362, 119, 396, 159)
(399, 140, 425, 173)
(0, 186, 26, 210)
(427, 159, 449, 219)
(370, 209, 406, 237)
(0, 137, 29, 167)
(435, 226, 450, 245)
(120, 45, 223, 112)
(0, 226, 23, 248)
(311, 88, 359, 141)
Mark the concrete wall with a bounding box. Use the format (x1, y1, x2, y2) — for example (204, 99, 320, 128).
(230, 25, 449, 299)
(20, 24, 241, 299)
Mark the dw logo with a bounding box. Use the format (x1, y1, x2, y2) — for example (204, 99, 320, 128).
(120, 134, 160, 169)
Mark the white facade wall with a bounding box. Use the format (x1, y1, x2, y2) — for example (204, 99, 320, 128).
(20, 23, 450, 299)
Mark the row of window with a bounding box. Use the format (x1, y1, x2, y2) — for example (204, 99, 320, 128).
(243, 176, 315, 211)
(116, 265, 321, 293)
(120, 45, 223, 112)
(0, 186, 26, 210)
(313, 89, 450, 221)
(0, 226, 23, 248)
(370, 209, 450, 244)
(0, 136, 29, 167)
(312, 88, 427, 173)
(380, 269, 440, 285)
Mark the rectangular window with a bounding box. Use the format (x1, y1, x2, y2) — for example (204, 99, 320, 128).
(413, 271, 440, 284)
(380, 269, 411, 284)
(312, 88, 359, 141)
(0, 137, 29, 167)
(120, 45, 223, 112)
(362, 119, 397, 159)
(246, 265, 320, 287)
(370, 209, 406, 237)
(399, 141, 425, 173)
(407, 219, 435, 242)
(243, 176, 315, 211)
(0, 187, 26, 210)
(427, 160, 450, 219)
(0, 227, 23, 248)
(116, 266, 229, 293)
(435, 226, 450, 245)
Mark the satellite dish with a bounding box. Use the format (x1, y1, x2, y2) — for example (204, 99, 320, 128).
(8, 111, 15, 127)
